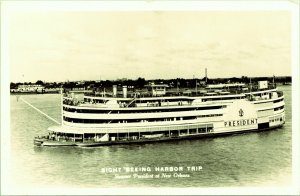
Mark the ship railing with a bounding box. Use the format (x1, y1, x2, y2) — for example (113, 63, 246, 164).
(36, 134, 82, 142)
(83, 85, 277, 98)
(277, 91, 284, 97)
(81, 136, 158, 142)
(84, 92, 115, 97)
(127, 97, 136, 107)
(62, 99, 81, 106)
(245, 89, 283, 101)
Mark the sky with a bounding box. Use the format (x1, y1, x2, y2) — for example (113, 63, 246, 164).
(8, 11, 291, 83)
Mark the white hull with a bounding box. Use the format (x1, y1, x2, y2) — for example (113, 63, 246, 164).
(35, 83, 286, 147)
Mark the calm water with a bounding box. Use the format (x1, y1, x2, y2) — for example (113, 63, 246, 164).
(10, 86, 292, 188)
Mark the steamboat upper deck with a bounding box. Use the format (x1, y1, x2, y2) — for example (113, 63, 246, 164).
(62, 82, 283, 109)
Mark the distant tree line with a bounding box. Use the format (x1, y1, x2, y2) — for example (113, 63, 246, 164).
(10, 76, 291, 90)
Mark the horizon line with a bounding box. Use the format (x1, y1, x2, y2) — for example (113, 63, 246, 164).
(11, 75, 292, 84)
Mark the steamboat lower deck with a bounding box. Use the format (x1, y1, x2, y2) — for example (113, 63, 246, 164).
(34, 124, 284, 147)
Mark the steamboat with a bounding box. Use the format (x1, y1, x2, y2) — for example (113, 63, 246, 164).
(34, 80, 285, 147)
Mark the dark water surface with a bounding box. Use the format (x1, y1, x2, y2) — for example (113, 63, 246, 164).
(10, 86, 292, 188)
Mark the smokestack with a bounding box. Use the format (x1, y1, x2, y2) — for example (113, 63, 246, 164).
(122, 86, 127, 98)
(113, 85, 117, 97)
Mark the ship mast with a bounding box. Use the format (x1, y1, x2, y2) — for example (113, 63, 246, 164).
(249, 77, 252, 94)
(61, 87, 63, 125)
(205, 68, 207, 84)
(194, 75, 197, 95)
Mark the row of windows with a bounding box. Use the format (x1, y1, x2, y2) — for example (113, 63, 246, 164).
(84, 127, 214, 141)
(274, 106, 284, 111)
(63, 105, 224, 114)
(269, 117, 283, 123)
(63, 114, 223, 124)
(83, 98, 107, 104)
(258, 105, 284, 113)
(273, 98, 284, 103)
(254, 98, 284, 104)
(51, 126, 215, 142)
(202, 96, 244, 102)
(81, 94, 283, 105)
